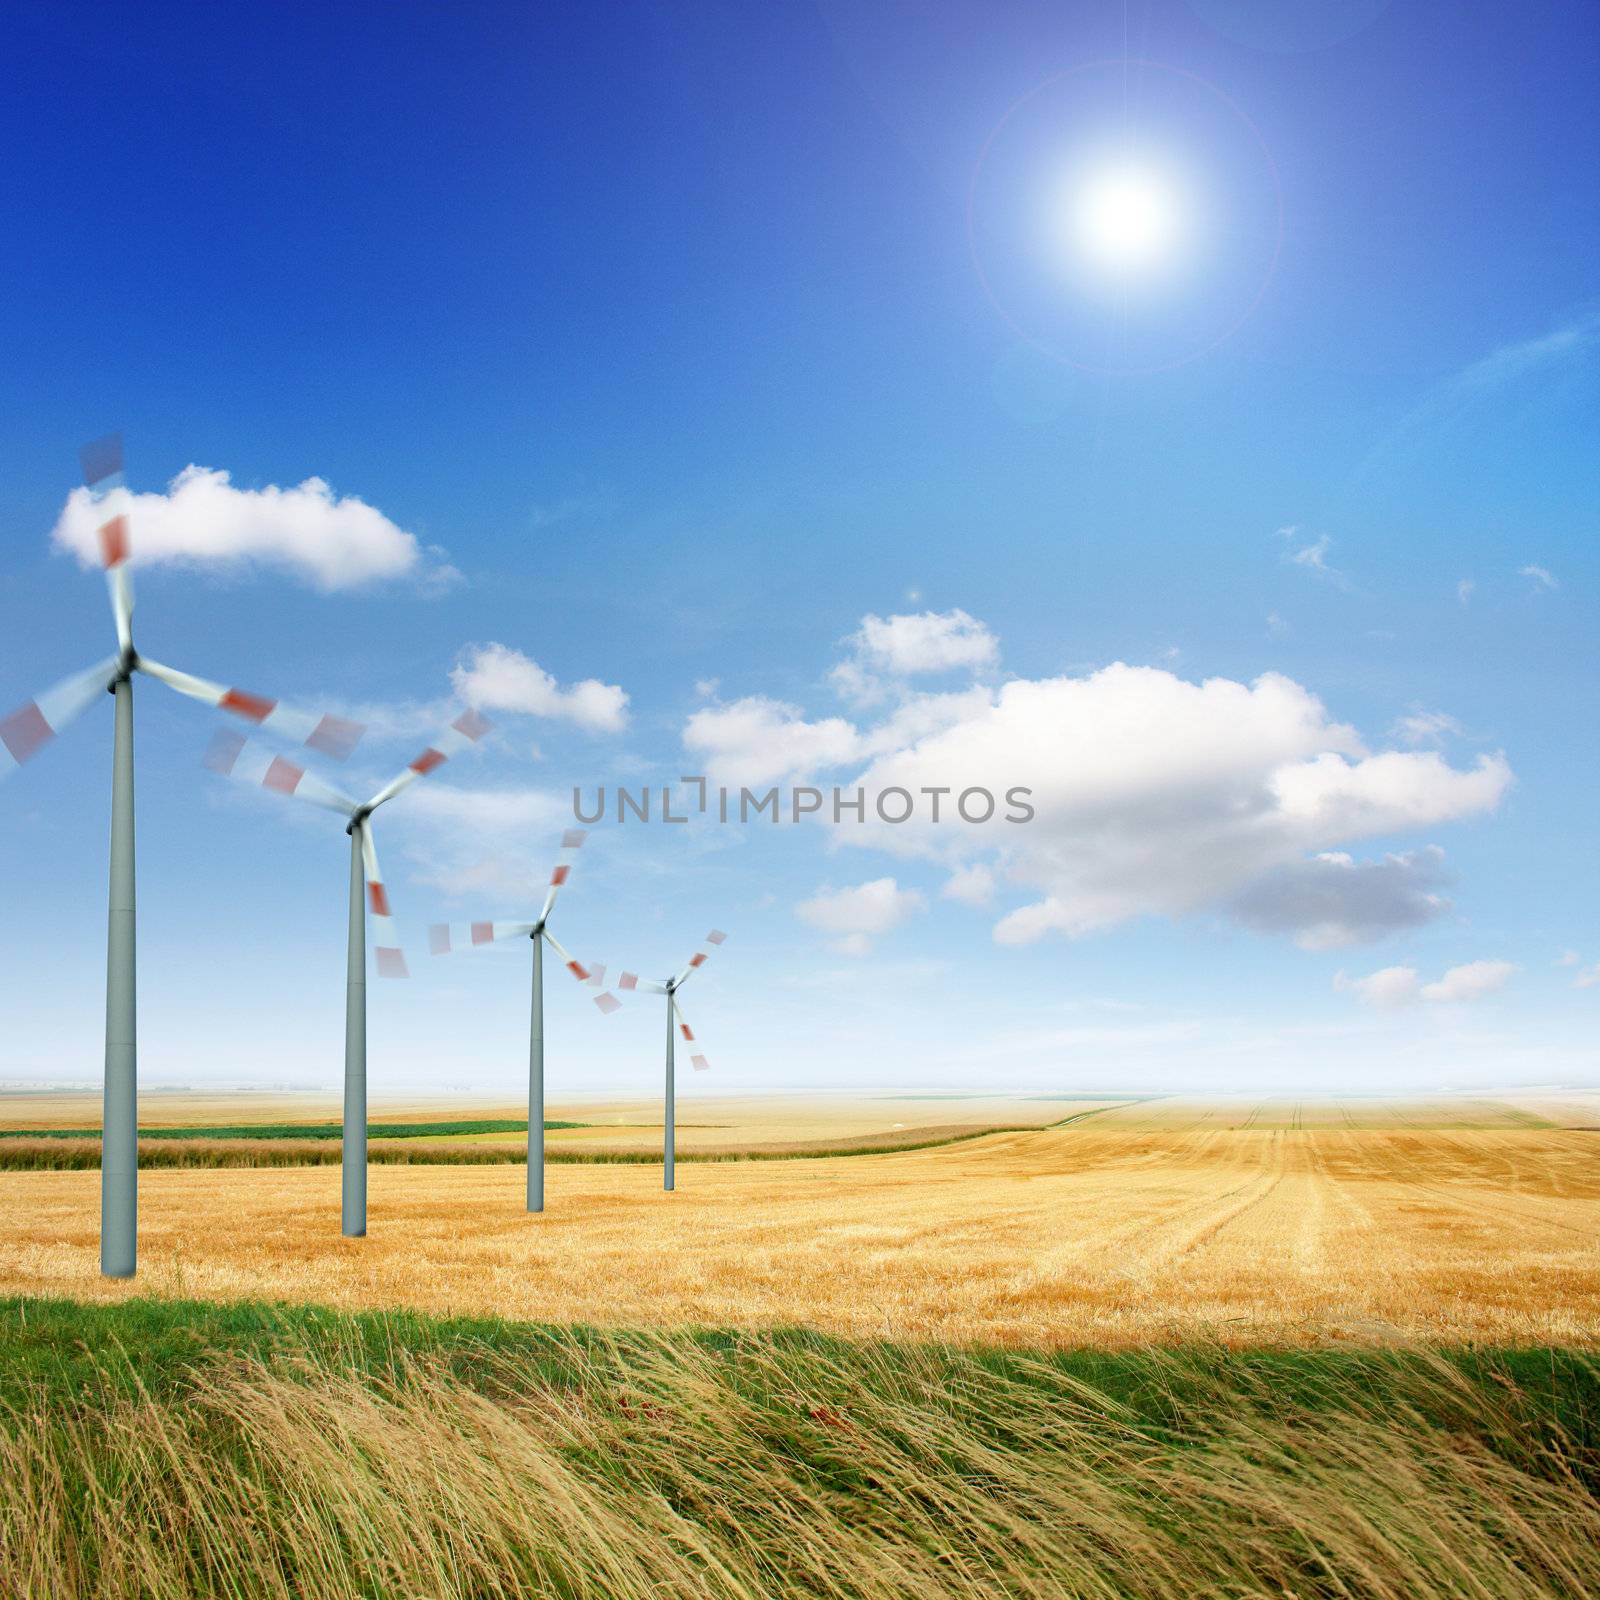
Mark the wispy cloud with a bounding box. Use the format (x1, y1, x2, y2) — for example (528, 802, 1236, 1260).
(1283, 533, 1352, 591)
(1518, 564, 1558, 592)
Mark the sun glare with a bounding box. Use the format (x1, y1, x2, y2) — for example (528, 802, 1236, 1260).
(1069, 162, 1183, 275)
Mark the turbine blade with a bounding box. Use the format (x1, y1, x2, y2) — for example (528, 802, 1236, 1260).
(364, 708, 492, 811)
(360, 821, 408, 978)
(203, 730, 359, 815)
(538, 827, 587, 924)
(673, 930, 729, 990)
(81, 435, 134, 653)
(140, 657, 365, 760)
(672, 1002, 711, 1071)
(0, 658, 121, 779)
(539, 926, 592, 984)
(428, 920, 535, 954)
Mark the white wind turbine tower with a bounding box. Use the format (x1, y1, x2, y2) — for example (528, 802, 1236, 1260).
(205, 707, 491, 1236)
(428, 827, 600, 1212)
(594, 930, 727, 1191)
(0, 437, 367, 1279)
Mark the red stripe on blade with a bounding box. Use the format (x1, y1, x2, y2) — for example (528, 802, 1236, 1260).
(471, 922, 494, 944)
(98, 516, 129, 569)
(691, 1055, 710, 1072)
(410, 747, 446, 775)
(619, 973, 638, 990)
(689, 952, 706, 968)
(679, 1023, 694, 1041)
(594, 992, 621, 1014)
(221, 688, 276, 723)
(566, 960, 589, 981)
(429, 924, 451, 955)
(368, 882, 391, 917)
(262, 756, 304, 795)
(550, 864, 569, 886)
(452, 709, 492, 741)
(706, 930, 727, 945)
(561, 829, 587, 849)
(306, 714, 364, 761)
(0, 702, 53, 765)
(375, 947, 409, 979)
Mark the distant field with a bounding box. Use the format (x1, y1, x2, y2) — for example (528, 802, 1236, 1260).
(1, 1093, 1595, 1346)
(0, 1090, 1102, 1168)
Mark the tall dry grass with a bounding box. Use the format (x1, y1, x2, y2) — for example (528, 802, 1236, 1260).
(2, 1329, 1597, 1599)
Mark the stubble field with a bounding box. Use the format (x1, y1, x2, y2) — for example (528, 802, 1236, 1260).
(2, 1091, 1595, 1346)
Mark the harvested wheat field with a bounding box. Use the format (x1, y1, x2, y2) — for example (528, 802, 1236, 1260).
(2, 1093, 1595, 1346)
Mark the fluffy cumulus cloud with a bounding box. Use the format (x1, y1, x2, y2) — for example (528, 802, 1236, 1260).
(795, 877, 925, 955)
(1337, 959, 1515, 1009)
(1336, 966, 1421, 1010)
(1228, 847, 1453, 950)
(1420, 959, 1516, 1003)
(830, 608, 998, 704)
(683, 618, 1514, 949)
(451, 644, 628, 734)
(52, 466, 456, 591)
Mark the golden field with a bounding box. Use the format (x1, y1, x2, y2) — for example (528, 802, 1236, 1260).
(1, 1091, 1595, 1346)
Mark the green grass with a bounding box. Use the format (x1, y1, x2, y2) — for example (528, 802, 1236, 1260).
(1, 1294, 1596, 1448)
(0, 1118, 586, 1141)
(2, 1294, 1598, 1598)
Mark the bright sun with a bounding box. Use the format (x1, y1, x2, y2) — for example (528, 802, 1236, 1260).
(1070, 163, 1183, 274)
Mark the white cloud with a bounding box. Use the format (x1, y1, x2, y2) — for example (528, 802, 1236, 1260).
(1391, 708, 1462, 746)
(1337, 958, 1515, 1010)
(1336, 965, 1420, 1010)
(1519, 564, 1558, 592)
(1283, 533, 1350, 590)
(687, 649, 1512, 951)
(1557, 950, 1580, 967)
(942, 863, 996, 907)
(1266, 611, 1289, 636)
(1420, 959, 1516, 1003)
(1575, 963, 1600, 991)
(451, 644, 628, 734)
(684, 696, 861, 787)
(830, 608, 998, 704)
(851, 609, 999, 676)
(796, 877, 925, 955)
(52, 465, 452, 591)
(1229, 846, 1452, 950)
(1456, 578, 1475, 606)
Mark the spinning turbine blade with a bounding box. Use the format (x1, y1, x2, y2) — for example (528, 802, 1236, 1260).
(673, 1003, 711, 1072)
(204, 731, 359, 815)
(141, 658, 365, 759)
(540, 926, 593, 983)
(538, 827, 587, 923)
(428, 920, 535, 954)
(364, 709, 492, 810)
(81, 434, 134, 654)
(1, 658, 121, 778)
(674, 930, 728, 989)
(359, 823, 408, 978)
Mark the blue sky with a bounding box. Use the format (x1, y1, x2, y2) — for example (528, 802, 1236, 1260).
(1, 0, 1595, 1098)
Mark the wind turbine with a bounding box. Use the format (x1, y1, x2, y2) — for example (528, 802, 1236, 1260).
(594, 930, 726, 1191)
(0, 437, 366, 1279)
(205, 707, 491, 1236)
(427, 827, 599, 1212)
